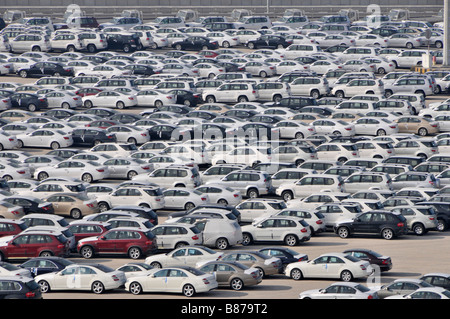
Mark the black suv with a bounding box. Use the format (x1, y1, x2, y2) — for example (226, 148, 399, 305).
(105, 33, 141, 52)
(0, 276, 42, 299)
(272, 97, 318, 111)
(334, 210, 408, 240)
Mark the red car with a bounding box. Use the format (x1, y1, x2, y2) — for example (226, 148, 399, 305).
(67, 220, 111, 243)
(77, 227, 157, 259)
(0, 219, 28, 238)
(0, 231, 70, 261)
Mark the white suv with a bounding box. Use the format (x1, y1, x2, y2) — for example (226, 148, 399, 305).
(332, 78, 385, 98)
(241, 216, 311, 246)
(391, 205, 439, 235)
(203, 82, 259, 103)
(276, 174, 345, 201)
(50, 33, 85, 52)
(79, 32, 108, 53)
(289, 77, 330, 98)
(234, 16, 272, 30)
(133, 165, 202, 188)
(214, 169, 273, 198)
(315, 143, 359, 163)
(236, 198, 286, 223)
(10, 34, 51, 53)
(149, 224, 202, 249)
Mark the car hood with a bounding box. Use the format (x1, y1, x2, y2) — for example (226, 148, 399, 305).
(0, 235, 14, 247)
(77, 236, 99, 245)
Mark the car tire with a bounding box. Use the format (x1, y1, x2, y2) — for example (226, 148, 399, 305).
(37, 172, 49, 181)
(237, 95, 248, 103)
(82, 173, 93, 183)
(381, 228, 394, 240)
(246, 188, 259, 198)
(247, 42, 255, 49)
(376, 129, 386, 136)
(290, 268, 303, 280)
(70, 208, 82, 220)
(259, 70, 267, 78)
(184, 202, 195, 211)
(91, 281, 105, 294)
(436, 41, 443, 49)
(129, 282, 142, 295)
(127, 170, 138, 180)
(27, 104, 37, 112)
(98, 202, 109, 212)
(406, 42, 413, 49)
(205, 95, 216, 103)
(32, 46, 41, 52)
(61, 102, 70, 109)
(17, 140, 23, 148)
(335, 90, 345, 98)
(39, 251, 53, 257)
(337, 226, 350, 239)
(128, 247, 142, 259)
(378, 67, 385, 74)
(340, 270, 353, 282)
(413, 223, 426, 236)
(310, 89, 320, 99)
(230, 278, 244, 291)
(418, 128, 428, 136)
(84, 100, 93, 108)
(242, 233, 253, 246)
(116, 101, 125, 109)
(80, 245, 94, 259)
(437, 219, 447, 232)
(38, 280, 50, 293)
(123, 44, 131, 53)
(183, 284, 196, 297)
(222, 41, 230, 48)
(281, 190, 293, 202)
(50, 142, 60, 150)
(215, 237, 229, 250)
(67, 45, 76, 52)
(217, 199, 228, 205)
(284, 234, 298, 246)
(154, 100, 163, 108)
(19, 70, 28, 78)
(87, 44, 97, 53)
(127, 137, 137, 145)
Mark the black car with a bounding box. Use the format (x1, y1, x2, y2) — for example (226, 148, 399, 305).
(272, 96, 318, 111)
(0, 276, 42, 299)
(17, 61, 74, 78)
(147, 124, 192, 141)
(105, 33, 141, 52)
(19, 256, 75, 277)
(2, 196, 54, 215)
(247, 35, 292, 49)
(109, 113, 143, 124)
(168, 89, 202, 107)
(41, 109, 77, 120)
(72, 128, 117, 146)
(46, 148, 84, 159)
(8, 93, 48, 112)
(334, 210, 408, 240)
(259, 247, 308, 273)
(110, 205, 158, 225)
(228, 122, 279, 141)
(203, 22, 236, 32)
(343, 248, 393, 272)
(172, 36, 219, 51)
(157, 104, 192, 115)
(222, 109, 258, 120)
(122, 64, 155, 77)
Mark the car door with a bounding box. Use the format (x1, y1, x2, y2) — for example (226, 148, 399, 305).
(352, 212, 377, 234)
(255, 218, 276, 241)
(97, 229, 120, 253)
(52, 266, 80, 290)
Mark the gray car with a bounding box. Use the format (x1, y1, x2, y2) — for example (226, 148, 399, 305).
(376, 278, 434, 299)
(197, 260, 262, 290)
(220, 251, 282, 277)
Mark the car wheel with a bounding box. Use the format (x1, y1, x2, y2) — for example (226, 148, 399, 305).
(37, 172, 49, 181)
(127, 137, 137, 145)
(92, 281, 105, 294)
(129, 282, 142, 295)
(215, 237, 229, 250)
(281, 190, 293, 202)
(290, 268, 303, 280)
(82, 173, 93, 183)
(436, 41, 443, 49)
(284, 234, 298, 246)
(310, 89, 320, 99)
(381, 228, 394, 240)
(217, 199, 228, 205)
(335, 90, 345, 98)
(246, 188, 259, 198)
(184, 202, 195, 211)
(17, 140, 23, 148)
(38, 280, 50, 293)
(413, 223, 426, 236)
(378, 67, 386, 74)
(84, 100, 93, 108)
(376, 129, 386, 136)
(437, 219, 447, 232)
(61, 102, 70, 109)
(32, 46, 41, 52)
(175, 242, 188, 249)
(205, 95, 216, 103)
(222, 41, 230, 48)
(27, 104, 37, 112)
(80, 245, 94, 259)
(67, 45, 76, 52)
(340, 270, 353, 282)
(418, 128, 428, 136)
(116, 101, 125, 109)
(337, 157, 347, 163)
(150, 261, 162, 268)
(70, 208, 82, 220)
(230, 278, 244, 291)
(256, 267, 265, 278)
(183, 284, 196, 297)
(237, 95, 248, 103)
(273, 94, 282, 103)
(242, 233, 252, 246)
(154, 100, 163, 108)
(123, 44, 131, 53)
(384, 90, 393, 98)
(128, 247, 142, 259)
(337, 226, 350, 239)
(50, 142, 60, 150)
(98, 202, 109, 212)
(247, 42, 255, 49)
(127, 170, 138, 180)
(406, 42, 413, 49)
(183, 99, 191, 107)
(39, 251, 53, 257)
(295, 132, 304, 139)
(19, 70, 28, 78)
(259, 70, 267, 78)
(87, 44, 97, 53)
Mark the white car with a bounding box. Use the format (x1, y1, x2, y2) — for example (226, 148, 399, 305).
(332, 79, 385, 98)
(385, 287, 450, 299)
(149, 224, 203, 249)
(203, 82, 259, 104)
(135, 89, 176, 108)
(299, 282, 379, 299)
(194, 184, 242, 206)
(274, 121, 316, 139)
(353, 117, 399, 136)
(144, 246, 223, 268)
(0, 261, 32, 277)
(36, 264, 126, 294)
(162, 188, 209, 211)
(310, 119, 356, 137)
(242, 216, 311, 246)
(285, 252, 373, 281)
(95, 186, 165, 211)
(34, 160, 108, 183)
(206, 32, 240, 48)
(43, 91, 83, 109)
(212, 146, 272, 167)
(106, 125, 149, 145)
(16, 129, 73, 150)
(276, 174, 345, 201)
(195, 63, 227, 78)
(82, 91, 138, 109)
(125, 266, 218, 297)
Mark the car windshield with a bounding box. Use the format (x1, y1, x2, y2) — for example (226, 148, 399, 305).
(91, 264, 115, 273)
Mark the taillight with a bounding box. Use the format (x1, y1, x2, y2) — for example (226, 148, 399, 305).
(112, 275, 120, 281)
(397, 222, 405, 227)
(86, 203, 94, 208)
(367, 295, 373, 299)
(25, 292, 36, 298)
(233, 194, 239, 198)
(16, 170, 26, 174)
(11, 210, 21, 215)
(97, 169, 104, 172)
(360, 264, 366, 271)
(202, 278, 210, 285)
(316, 220, 323, 224)
(192, 235, 199, 240)
(63, 136, 70, 140)
(201, 197, 207, 201)
(300, 228, 307, 233)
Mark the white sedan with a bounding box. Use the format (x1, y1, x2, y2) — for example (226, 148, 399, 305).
(206, 32, 240, 48)
(299, 282, 379, 299)
(0, 132, 20, 150)
(195, 63, 226, 79)
(144, 246, 223, 268)
(162, 188, 210, 211)
(82, 91, 138, 109)
(34, 160, 109, 183)
(353, 117, 399, 136)
(36, 264, 127, 294)
(16, 129, 73, 149)
(310, 119, 356, 137)
(43, 91, 83, 109)
(125, 266, 218, 297)
(285, 252, 373, 281)
(0, 261, 32, 277)
(275, 120, 316, 139)
(194, 184, 242, 206)
(135, 89, 176, 108)
(106, 125, 150, 145)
